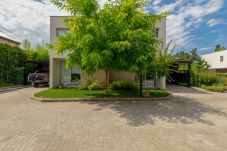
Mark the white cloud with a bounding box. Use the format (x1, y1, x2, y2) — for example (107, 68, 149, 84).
(0, 0, 110, 47)
(0, 0, 224, 49)
(207, 18, 224, 27)
(199, 47, 213, 51)
(0, 0, 67, 47)
(152, 0, 224, 48)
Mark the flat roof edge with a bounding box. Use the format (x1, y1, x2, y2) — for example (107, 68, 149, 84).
(201, 50, 227, 56)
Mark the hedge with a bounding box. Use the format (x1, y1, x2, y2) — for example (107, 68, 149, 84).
(0, 44, 27, 84)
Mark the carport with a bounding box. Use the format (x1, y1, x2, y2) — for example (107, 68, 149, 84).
(24, 61, 49, 85)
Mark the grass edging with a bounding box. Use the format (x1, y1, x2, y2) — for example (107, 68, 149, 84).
(31, 93, 173, 102)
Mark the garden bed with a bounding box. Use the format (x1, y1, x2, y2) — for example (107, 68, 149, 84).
(34, 88, 171, 100)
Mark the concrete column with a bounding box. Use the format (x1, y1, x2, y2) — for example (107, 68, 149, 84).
(156, 76, 166, 89)
(49, 58, 60, 88)
(49, 58, 54, 88)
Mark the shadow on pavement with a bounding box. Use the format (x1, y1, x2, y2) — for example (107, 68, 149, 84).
(167, 85, 210, 94)
(83, 95, 227, 127)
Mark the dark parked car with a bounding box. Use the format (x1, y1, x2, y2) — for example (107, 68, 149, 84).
(28, 69, 49, 87)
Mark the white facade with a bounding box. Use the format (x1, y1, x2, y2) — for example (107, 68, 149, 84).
(201, 50, 227, 71)
(49, 16, 167, 88)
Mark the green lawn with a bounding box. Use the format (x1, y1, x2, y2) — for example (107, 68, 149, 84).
(0, 83, 15, 89)
(35, 88, 170, 99)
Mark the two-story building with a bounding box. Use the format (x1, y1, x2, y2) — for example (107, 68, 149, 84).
(49, 16, 167, 88)
(201, 50, 227, 73)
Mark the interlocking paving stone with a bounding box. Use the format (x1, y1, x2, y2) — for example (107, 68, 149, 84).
(0, 86, 227, 151)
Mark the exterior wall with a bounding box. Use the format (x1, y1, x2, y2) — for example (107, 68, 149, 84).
(0, 37, 20, 47)
(154, 19, 166, 89)
(49, 58, 61, 88)
(50, 16, 69, 59)
(201, 50, 227, 70)
(50, 16, 166, 88)
(110, 71, 135, 83)
(156, 19, 166, 48)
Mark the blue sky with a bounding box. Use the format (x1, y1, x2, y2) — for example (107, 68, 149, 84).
(0, 0, 226, 55)
(148, 0, 227, 54)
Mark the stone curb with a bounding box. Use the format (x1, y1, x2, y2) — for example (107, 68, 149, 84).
(192, 87, 227, 93)
(0, 85, 31, 93)
(31, 93, 173, 103)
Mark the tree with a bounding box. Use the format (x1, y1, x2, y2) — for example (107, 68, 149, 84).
(101, 0, 167, 97)
(148, 41, 175, 84)
(215, 44, 226, 52)
(193, 56, 210, 72)
(21, 39, 31, 50)
(35, 43, 43, 50)
(190, 48, 198, 61)
(52, 0, 166, 97)
(0, 44, 27, 84)
(175, 51, 191, 61)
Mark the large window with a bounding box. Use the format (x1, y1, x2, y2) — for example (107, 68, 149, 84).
(71, 66, 82, 83)
(56, 28, 70, 37)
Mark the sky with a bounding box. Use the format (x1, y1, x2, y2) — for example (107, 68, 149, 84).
(0, 0, 226, 54)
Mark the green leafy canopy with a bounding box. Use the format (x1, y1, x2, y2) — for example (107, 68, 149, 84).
(52, 0, 168, 95)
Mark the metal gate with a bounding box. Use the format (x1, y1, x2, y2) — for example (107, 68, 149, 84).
(168, 61, 191, 87)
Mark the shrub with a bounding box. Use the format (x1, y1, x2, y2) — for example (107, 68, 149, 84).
(88, 80, 104, 90)
(192, 70, 224, 86)
(78, 80, 91, 90)
(201, 85, 225, 92)
(0, 44, 27, 84)
(110, 81, 137, 90)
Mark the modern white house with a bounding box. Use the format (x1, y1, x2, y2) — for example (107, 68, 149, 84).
(201, 50, 227, 73)
(49, 16, 167, 88)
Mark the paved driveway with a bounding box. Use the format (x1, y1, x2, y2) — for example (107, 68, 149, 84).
(0, 86, 227, 151)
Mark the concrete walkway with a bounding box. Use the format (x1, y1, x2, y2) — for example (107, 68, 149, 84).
(0, 86, 227, 151)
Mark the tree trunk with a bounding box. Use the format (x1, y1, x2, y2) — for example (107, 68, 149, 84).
(154, 72, 157, 87)
(105, 70, 109, 96)
(139, 75, 143, 97)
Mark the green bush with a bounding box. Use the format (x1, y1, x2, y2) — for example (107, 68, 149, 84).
(0, 44, 27, 84)
(88, 80, 104, 90)
(201, 85, 225, 92)
(110, 81, 137, 90)
(78, 80, 91, 90)
(192, 70, 223, 86)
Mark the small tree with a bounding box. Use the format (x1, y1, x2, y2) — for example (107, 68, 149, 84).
(190, 48, 198, 61)
(147, 41, 175, 87)
(215, 44, 225, 52)
(21, 39, 31, 50)
(192, 56, 210, 72)
(175, 51, 191, 61)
